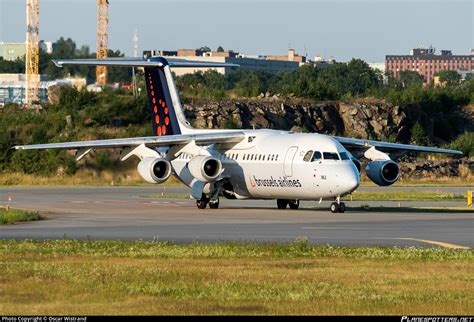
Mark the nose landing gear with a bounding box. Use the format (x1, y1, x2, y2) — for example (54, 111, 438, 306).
(330, 196, 345, 213)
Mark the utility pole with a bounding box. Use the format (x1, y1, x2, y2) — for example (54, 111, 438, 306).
(96, 0, 109, 85)
(25, 0, 39, 106)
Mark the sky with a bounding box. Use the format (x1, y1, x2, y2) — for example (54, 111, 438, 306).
(0, 0, 472, 62)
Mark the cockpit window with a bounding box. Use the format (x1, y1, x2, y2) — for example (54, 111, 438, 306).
(339, 152, 350, 160)
(311, 151, 322, 162)
(323, 152, 340, 160)
(303, 151, 313, 162)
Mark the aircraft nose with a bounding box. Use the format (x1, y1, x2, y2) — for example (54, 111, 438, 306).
(342, 164, 360, 193)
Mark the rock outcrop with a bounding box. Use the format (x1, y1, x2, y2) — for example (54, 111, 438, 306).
(183, 99, 472, 144)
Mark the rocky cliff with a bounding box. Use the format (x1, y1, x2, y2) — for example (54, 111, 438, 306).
(183, 98, 473, 145)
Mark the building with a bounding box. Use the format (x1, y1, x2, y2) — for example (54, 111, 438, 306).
(0, 74, 85, 106)
(144, 48, 301, 76)
(385, 48, 473, 84)
(0, 43, 26, 61)
(267, 49, 306, 63)
(0, 41, 54, 61)
(39, 40, 53, 55)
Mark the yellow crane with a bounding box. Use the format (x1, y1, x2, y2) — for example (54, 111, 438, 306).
(96, 0, 109, 85)
(25, 0, 39, 105)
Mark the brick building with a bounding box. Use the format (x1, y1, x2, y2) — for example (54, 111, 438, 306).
(267, 49, 306, 63)
(385, 48, 473, 84)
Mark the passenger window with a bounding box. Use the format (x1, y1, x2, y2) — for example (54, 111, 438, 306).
(339, 152, 350, 160)
(323, 152, 340, 160)
(311, 151, 322, 162)
(303, 151, 313, 162)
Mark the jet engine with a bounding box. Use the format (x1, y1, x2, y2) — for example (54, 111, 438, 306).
(188, 156, 222, 182)
(365, 160, 400, 186)
(137, 157, 172, 184)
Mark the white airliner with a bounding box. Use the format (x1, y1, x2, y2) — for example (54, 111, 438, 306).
(14, 57, 462, 212)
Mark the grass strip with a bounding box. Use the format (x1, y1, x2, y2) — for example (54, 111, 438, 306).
(0, 208, 41, 224)
(0, 240, 472, 315)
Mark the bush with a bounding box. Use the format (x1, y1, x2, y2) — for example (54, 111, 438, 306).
(446, 132, 474, 157)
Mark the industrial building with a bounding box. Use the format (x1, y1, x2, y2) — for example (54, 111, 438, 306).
(0, 41, 52, 62)
(0, 43, 26, 61)
(0, 73, 86, 106)
(143, 48, 304, 76)
(385, 48, 473, 84)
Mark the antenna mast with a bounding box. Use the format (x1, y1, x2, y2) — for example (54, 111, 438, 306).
(132, 28, 139, 98)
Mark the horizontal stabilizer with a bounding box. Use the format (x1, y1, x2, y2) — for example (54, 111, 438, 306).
(53, 58, 239, 69)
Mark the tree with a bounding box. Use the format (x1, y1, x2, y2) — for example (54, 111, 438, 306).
(399, 71, 424, 88)
(0, 57, 24, 73)
(435, 70, 461, 87)
(217, 46, 224, 52)
(410, 121, 428, 145)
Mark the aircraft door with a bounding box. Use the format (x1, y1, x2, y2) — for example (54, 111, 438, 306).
(284, 146, 298, 177)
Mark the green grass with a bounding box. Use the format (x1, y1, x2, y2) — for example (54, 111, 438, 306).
(0, 208, 41, 224)
(345, 190, 466, 202)
(0, 240, 472, 315)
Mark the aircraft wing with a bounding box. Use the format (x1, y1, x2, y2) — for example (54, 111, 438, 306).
(14, 132, 245, 151)
(334, 136, 462, 155)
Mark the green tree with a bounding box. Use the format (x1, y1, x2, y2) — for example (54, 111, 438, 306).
(410, 122, 428, 145)
(435, 70, 461, 86)
(217, 46, 224, 52)
(399, 71, 424, 88)
(0, 57, 24, 73)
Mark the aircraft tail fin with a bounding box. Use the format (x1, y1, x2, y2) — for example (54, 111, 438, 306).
(53, 57, 239, 136)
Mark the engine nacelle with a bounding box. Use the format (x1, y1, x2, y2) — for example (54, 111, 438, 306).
(188, 155, 222, 182)
(366, 160, 400, 186)
(352, 158, 362, 174)
(137, 157, 172, 184)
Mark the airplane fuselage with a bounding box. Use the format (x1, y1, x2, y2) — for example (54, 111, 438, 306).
(171, 129, 360, 200)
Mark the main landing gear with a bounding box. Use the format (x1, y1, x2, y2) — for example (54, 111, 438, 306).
(330, 196, 345, 213)
(277, 199, 299, 209)
(196, 193, 220, 209)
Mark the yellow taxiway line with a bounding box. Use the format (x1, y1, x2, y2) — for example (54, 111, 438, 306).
(398, 238, 470, 249)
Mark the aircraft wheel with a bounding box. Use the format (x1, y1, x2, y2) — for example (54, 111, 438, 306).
(196, 194, 209, 209)
(289, 200, 300, 209)
(330, 202, 339, 213)
(339, 202, 346, 213)
(277, 199, 288, 209)
(209, 200, 219, 209)
(196, 199, 208, 209)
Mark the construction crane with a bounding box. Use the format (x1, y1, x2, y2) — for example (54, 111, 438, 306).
(96, 0, 109, 85)
(25, 0, 39, 105)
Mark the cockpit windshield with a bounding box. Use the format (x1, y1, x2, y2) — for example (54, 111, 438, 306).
(323, 152, 340, 160)
(304, 151, 346, 162)
(339, 152, 350, 160)
(311, 151, 322, 161)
